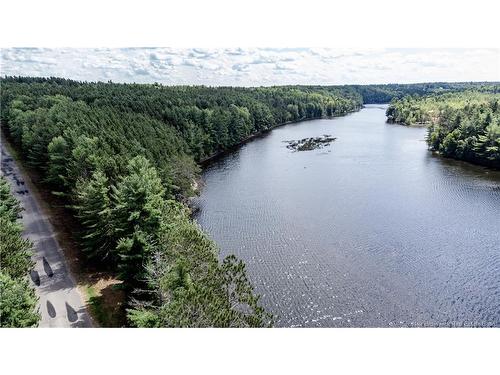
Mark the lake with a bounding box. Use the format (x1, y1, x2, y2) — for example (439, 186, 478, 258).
(194, 104, 500, 327)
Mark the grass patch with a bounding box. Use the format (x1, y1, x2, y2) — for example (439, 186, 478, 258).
(84, 281, 126, 327)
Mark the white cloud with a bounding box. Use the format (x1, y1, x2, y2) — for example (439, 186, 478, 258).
(1, 48, 498, 86)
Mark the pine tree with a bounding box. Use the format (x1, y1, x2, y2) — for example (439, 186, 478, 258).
(73, 170, 115, 263)
(0, 177, 39, 327)
(46, 135, 70, 193)
(112, 156, 165, 237)
(0, 217, 34, 279)
(0, 272, 40, 327)
(112, 156, 166, 288)
(0, 177, 22, 222)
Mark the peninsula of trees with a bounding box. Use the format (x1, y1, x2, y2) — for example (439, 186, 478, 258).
(387, 90, 500, 168)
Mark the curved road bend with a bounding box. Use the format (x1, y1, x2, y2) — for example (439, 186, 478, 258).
(1, 141, 92, 327)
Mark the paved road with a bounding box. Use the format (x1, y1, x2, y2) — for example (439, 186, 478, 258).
(1, 141, 92, 328)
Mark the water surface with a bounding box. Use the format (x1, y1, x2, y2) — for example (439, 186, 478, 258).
(194, 105, 500, 327)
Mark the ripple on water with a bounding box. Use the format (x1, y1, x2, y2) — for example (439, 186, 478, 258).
(195, 105, 500, 327)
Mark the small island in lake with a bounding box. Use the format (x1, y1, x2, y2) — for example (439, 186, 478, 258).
(284, 135, 337, 152)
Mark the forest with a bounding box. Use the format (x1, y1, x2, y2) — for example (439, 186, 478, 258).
(0, 77, 366, 327)
(0, 176, 40, 327)
(1, 77, 498, 327)
(352, 82, 498, 104)
(386, 90, 500, 168)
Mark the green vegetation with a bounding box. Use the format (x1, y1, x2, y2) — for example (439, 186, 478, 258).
(1, 77, 498, 327)
(84, 284, 125, 327)
(0, 77, 363, 167)
(353, 82, 498, 104)
(128, 201, 272, 327)
(1, 77, 365, 327)
(387, 91, 500, 168)
(0, 177, 40, 327)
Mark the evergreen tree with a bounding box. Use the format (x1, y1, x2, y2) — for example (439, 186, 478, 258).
(0, 272, 40, 327)
(387, 90, 500, 168)
(3, 77, 496, 327)
(0, 177, 22, 222)
(0, 217, 34, 280)
(46, 135, 70, 192)
(112, 156, 165, 288)
(0, 177, 39, 327)
(73, 170, 115, 262)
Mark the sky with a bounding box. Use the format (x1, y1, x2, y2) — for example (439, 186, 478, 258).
(1, 48, 499, 86)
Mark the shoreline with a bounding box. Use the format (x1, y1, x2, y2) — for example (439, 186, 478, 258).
(385, 118, 500, 170)
(189, 107, 363, 212)
(386, 118, 430, 128)
(187, 102, 500, 327)
(199, 107, 362, 166)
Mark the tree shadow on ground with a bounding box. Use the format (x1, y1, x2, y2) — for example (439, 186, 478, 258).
(65, 302, 78, 322)
(46, 300, 56, 318)
(30, 270, 40, 286)
(42, 257, 54, 278)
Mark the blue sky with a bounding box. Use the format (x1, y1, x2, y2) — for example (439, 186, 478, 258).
(1, 48, 499, 86)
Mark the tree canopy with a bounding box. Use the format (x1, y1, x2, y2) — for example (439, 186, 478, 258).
(1, 77, 498, 327)
(0, 177, 40, 327)
(387, 91, 500, 168)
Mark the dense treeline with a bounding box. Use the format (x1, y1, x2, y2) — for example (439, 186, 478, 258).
(75, 156, 272, 326)
(0, 176, 40, 327)
(0, 77, 363, 164)
(1, 77, 365, 326)
(2, 77, 497, 327)
(387, 91, 500, 168)
(353, 82, 499, 104)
